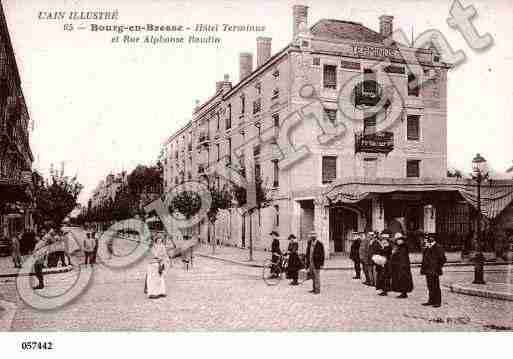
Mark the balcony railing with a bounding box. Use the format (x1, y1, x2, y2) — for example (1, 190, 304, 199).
(354, 81, 381, 107)
(355, 131, 394, 154)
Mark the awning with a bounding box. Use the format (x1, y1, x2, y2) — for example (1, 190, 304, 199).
(322, 177, 513, 219)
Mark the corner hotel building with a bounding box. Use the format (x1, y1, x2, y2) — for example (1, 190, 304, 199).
(163, 5, 512, 257)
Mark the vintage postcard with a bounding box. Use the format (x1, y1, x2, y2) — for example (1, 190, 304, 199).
(1, 0, 513, 349)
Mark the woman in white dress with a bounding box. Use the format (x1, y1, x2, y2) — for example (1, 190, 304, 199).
(144, 235, 171, 299)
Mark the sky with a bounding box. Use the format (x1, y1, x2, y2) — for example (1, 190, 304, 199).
(3, 0, 513, 204)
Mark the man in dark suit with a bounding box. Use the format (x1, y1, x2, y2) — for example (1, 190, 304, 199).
(420, 233, 447, 308)
(306, 232, 325, 294)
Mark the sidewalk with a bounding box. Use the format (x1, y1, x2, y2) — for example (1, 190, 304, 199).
(445, 282, 513, 302)
(0, 256, 73, 278)
(196, 244, 510, 270)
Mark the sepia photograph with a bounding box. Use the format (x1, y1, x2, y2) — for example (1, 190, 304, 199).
(0, 0, 512, 352)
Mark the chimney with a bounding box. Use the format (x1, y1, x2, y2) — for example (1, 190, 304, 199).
(292, 5, 308, 39)
(216, 81, 223, 92)
(239, 52, 253, 81)
(256, 37, 272, 67)
(379, 15, 394, 39)
(222, 74, 232, 92)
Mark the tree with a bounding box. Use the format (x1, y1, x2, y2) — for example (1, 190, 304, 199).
(447, 169, 463, 178)
(35, 169, 83, 227)
(169, 190, 202, 220)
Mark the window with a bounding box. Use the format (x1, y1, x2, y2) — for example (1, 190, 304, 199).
(216, 112, 220, 131)
(253, 144, 260, 157)
(254, 163, 261, 181)
(274, 205, 280, 227)
(273, 160, 279, 187)
(271, 88, 279, 100)
(227, 138, 232, 164)
(227, 105, 232, 129)
(322, 156, 337, 184)
(240, 95, 245, 114)
(407, 160, 420, 178)
(324, 109, 337, 124)
(216, 143, 220, 161)
(407, 115, 420, 140)
(323, 65, 337, 89)
(272, 113, 280, 128)
(408, 72, 419, 97)
(363, 158, 377, 178)
(313, 57, 320, 66)
(255, 82, 262, 95)
(363, 69, 377, 93)
(253, 99, 261, 114)
(272, 69, 280, 78)
(364, 114, 376, 135)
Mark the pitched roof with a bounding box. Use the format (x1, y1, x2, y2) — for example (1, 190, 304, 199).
(310, 19, 385, 44)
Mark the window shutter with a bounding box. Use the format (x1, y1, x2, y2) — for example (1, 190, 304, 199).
(323, 65, 337, 89)
(407, 115, 420, 140)
(322, 156, 337, 183)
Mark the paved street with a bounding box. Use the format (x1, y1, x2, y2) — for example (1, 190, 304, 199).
(1, 228, 513, 331)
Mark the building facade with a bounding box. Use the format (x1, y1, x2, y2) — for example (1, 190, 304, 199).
(163, 5, 458, 255)
(0, 3, 34, 238)
(90, 172, 127, 210)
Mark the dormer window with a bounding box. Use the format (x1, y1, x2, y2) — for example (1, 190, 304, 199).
(408, 72, 420, 97)
(255, 82, 262, 95)
(323, 65, 337, 89)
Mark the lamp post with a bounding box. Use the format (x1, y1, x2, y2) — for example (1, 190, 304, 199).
(471, 153, 489, 285)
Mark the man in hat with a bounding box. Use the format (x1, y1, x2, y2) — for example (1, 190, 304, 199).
(306, 232, 325, 294)
(359, 232, 373, 285)
(420, 233, 446, 307)
(270, 231, 282, 278)
(349, 233, 361, 280)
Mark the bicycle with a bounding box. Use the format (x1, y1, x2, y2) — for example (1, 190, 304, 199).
(262, 253, 308, 286)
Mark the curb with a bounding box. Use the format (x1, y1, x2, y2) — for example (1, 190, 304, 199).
(199, 253, 513, 270)
(0, 265, 73, 279)
(445, 283, 513, 302)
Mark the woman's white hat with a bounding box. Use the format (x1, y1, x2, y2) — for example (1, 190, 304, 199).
(394, 232, 404, 239)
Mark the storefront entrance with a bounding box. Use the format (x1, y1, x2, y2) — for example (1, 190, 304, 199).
(329, 207, 358, 253)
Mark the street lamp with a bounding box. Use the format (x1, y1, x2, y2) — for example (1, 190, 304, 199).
(471, 153, 489, 285)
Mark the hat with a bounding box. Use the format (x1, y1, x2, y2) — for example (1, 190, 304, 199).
(381, 233, 390, 239)
(308, 231, 317, 239)
(394, 233, 404, 239)
(288, 234, 297, 240)
(367, 231, 375, 236)
(269, 231, 279, 237)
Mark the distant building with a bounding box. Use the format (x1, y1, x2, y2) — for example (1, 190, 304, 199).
(163, 5, 513, 255)
(0, 3, 35, 238)
(90, 172, 127, 210)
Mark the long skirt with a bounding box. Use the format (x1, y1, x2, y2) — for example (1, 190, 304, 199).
(145, 261, 166, 298)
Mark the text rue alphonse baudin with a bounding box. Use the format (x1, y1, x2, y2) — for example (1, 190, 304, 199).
(37, 10, 266, 45)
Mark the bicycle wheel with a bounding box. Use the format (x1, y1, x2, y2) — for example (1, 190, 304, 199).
(262, 259, 281, 286)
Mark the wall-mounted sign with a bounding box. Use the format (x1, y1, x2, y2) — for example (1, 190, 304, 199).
(351, 45, 400, 59)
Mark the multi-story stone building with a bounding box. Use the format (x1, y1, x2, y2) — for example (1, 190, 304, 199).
(90, 172, 127, 210)
(0, 3, 34, 238)
(163, 5, 511, 256)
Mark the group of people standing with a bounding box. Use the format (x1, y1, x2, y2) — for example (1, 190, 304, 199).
(31, 227, 72, 290)
(270, 230, 325, 294)
(350, 231, 447, 307)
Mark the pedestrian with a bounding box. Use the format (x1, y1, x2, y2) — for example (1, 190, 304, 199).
(54, 230, 67, 267)
(270, 231, 281, 278)
(145, 235, 171, 299)
(390, 232, 414, 298)
(359, 232, 372, 285)
(420, 233, 446, 308)
(374, 233, 392, 296)
(286, 234, 301, 285)
(62, 231, 72, 266)
(306, 231, 325, 294)
(83, 232, 95, 266)
(32, 234, 48, 290)
(91, 231, 99, 264)
(11, 233, 22, 268)
(368, 232, 381, 287)
(349, 233, 361, 280)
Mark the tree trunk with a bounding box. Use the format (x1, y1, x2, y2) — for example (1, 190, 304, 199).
(249, 210, 253, 261)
